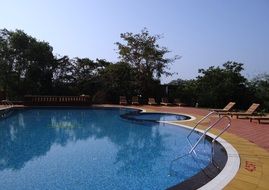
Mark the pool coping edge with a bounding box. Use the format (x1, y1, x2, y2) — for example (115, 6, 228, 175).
(166, 122, 240, 190)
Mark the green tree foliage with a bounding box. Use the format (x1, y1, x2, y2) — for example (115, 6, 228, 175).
(0, 29, 14, 98)
(53, 55, 75, 95)
(169, 62, 259, 109)
(250, 74, 269, 111)
(72, 58, 111, 95)
(100, 62, 137, 102)
(10, 30, 56, 95)
(0, 29, 56, 98)
(196, 61, 249, 108)
(53, 57, 111, 96)
(1, 28, 268, 110)
(169, 79, 198, 106)
(115, 28, 179, 97)
(0, 28, 177, 102)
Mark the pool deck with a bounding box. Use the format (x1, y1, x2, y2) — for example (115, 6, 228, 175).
(3, 104, 269, 189)
(134, 105, 269, 190)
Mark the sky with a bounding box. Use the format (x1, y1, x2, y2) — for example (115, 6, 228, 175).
(1, 0, 269, 83)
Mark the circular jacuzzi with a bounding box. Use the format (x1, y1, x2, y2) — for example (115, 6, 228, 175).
(121, 111, 192, 122)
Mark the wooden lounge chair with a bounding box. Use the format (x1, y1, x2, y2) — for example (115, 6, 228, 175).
(119, 96, 127, 105)
(249, 116, 269, 124)
(148, 98, 157, 105)
(131, 96, 139, 105)
(160, 98, 172, 106)
(210, 102, 236, 112)
(219, 103, 260, 118)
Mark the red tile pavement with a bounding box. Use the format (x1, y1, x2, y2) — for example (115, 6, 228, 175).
(139, 105, 269, 152)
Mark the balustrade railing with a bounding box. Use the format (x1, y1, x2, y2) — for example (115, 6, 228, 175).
(24, 95, 91, 105)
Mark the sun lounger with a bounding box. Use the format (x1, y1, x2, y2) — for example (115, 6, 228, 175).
(219, 103, 260, 118)
(210, 102, 236, 112)
(148, 98, 157, 105)
(119, 96, 127, 105)
(131, 96, 139, 105)
(249, 116, 269, 124)
(160, 98, 173, 106)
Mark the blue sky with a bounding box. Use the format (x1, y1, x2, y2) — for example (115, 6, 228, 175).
(1, 0, 269, 83)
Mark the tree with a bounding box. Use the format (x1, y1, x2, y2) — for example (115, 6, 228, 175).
(52, 55, 76, 95)
(0, 29, 57, 98)
(196, 61, 249, 108)
(0, 29, 14, 99)
(250, 74, 269, 111)
(100, 62, 137, 103)
(71, 58, 111, 95)
(21, 38, 56, 95)
(115, 28, 179, 97)
(169, 79, 198, 106)
(0, 28, 114, 99)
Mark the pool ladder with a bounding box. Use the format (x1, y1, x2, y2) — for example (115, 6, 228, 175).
(0, 100, 14, 118)
(169, 111, 231, 174)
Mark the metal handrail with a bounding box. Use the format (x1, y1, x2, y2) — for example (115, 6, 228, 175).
(212, 115, 231, 143)
(187, 111, 216, 139)
(186, 111, 215, 155)
(188, 115, 231, 153)
(169, 112, 232, 175)
(211, 115, 232, 161)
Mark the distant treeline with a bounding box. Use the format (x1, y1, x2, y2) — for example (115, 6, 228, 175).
(169, 63, 269, 111)
(0, 28, 268, 111)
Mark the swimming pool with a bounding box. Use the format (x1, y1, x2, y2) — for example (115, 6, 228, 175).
(0, 107, 227, 189)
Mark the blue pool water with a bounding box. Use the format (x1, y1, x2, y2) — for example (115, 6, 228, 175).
(0, 107, 212, 190)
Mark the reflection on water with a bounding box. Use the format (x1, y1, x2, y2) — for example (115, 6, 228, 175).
(0, 108, 167, 171)
(0, 108, 211, 190)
